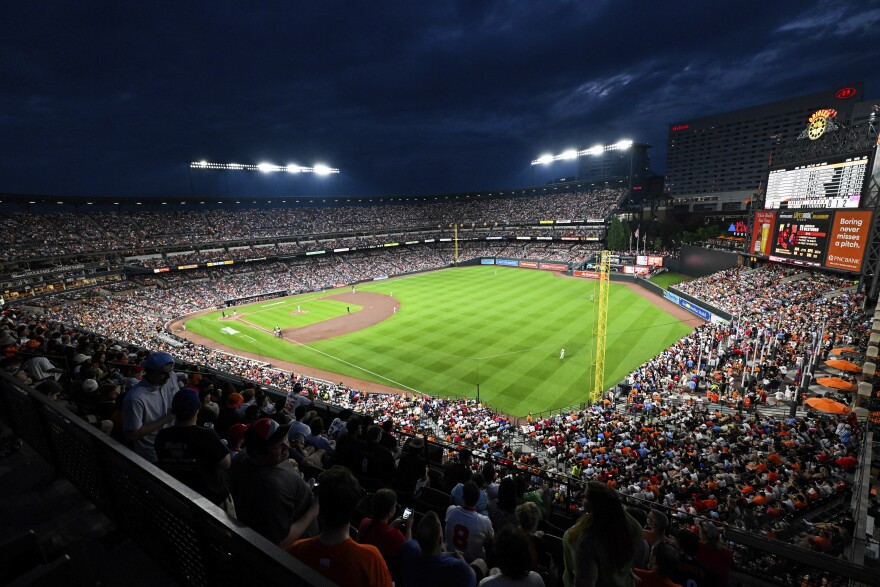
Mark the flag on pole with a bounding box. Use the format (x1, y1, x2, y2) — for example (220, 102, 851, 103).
(634, 226, 640, 239)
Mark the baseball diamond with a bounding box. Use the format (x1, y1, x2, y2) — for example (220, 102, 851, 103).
(176, 265, 697, 416)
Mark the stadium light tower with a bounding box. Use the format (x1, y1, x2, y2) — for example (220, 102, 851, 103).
(190, 160, 340, 174)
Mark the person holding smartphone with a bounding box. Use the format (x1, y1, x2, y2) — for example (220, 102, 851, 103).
(358, 488, 413, 580)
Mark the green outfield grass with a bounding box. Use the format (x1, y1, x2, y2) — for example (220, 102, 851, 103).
(187, 266, 693, 416)
(649, 272, 690, 289)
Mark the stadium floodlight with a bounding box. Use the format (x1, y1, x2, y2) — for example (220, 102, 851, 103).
(190, 160, 340, 174)
(536, 154, 554, 165)
(559, 149, 578, 160)
(613, 139, 633, 150)
(584, 145, 604, 156)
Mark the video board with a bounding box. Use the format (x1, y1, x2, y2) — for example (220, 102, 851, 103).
(756, 209, 873, 273)
(765, 154, 869, 210)
(768, 210, 831, 267)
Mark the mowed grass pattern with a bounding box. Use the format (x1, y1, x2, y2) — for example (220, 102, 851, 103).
(188, 266, 693, 416)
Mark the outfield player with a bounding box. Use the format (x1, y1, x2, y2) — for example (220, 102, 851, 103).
(560, 348, 565, 360)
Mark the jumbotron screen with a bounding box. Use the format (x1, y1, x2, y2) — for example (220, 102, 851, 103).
(768, 210, 831, 267)
(764, 154, 869, 210)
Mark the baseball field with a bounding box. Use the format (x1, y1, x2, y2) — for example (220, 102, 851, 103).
(183, 266, 696, 416)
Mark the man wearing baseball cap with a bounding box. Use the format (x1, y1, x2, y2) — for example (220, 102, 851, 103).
(155, 387, 231, 507)
(122, 352, 180, 463)
(229, 417, 318, 547)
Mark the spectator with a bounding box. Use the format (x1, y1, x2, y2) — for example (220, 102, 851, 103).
(633, 541, 683, 587)
(442, 447, 473, 492)
(288, 466, 392, 587)
(155, 387, 231, 509)
(452, 472, 489, 515)
(695, 523, 732, 587)
(122, 352, 179, 463)
(644, 510, 672, 547)
(327, 408, 353, 439)
(480, 526, 545, 586)
(446, 481, 494, 563)
(562, 481, 642, 587)
(229, 418, 318, 546)
(515, 501, 555, 585)
(487, 477, 519, 532)
(395, 435, 429, 494)
(358, 488, 413, 578)
(669, 529, 715, 587)
(399, 511, 478, 587)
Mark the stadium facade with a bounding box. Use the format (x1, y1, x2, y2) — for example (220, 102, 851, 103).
(666, 84, 869, 214)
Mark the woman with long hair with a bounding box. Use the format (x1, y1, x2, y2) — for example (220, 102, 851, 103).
(562, 482, 643, 587)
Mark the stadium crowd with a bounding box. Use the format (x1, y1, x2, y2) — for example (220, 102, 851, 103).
(2, 250, 871, 585)
(0, 188, 623, 263)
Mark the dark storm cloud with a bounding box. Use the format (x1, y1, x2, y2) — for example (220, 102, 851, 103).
(0, 0, 877, 198)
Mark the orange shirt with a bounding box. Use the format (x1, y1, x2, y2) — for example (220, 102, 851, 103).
(288, 537, 392, 587)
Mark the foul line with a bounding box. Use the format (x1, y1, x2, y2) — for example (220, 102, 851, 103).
(282, 336, 424, 395)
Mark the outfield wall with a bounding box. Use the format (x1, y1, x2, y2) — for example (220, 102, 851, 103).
(666, 286, 733, 323)
(472, 257, 571, 271)
(678, 244, 740, 277)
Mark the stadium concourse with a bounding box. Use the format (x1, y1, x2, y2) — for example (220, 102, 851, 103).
(0, 192, 876, 585)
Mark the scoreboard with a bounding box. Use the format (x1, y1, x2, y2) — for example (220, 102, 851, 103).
(765, 155, 869, 210)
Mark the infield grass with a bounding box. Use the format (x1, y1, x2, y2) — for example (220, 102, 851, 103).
(187, 266, 694, 416)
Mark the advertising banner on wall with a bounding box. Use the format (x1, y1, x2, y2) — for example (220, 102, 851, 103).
(573, 270, 600, 279)
(481, 258, 496, 265)
(750, 211, 776, 257)
(519, 261, 538, 269)
(622, 265, 651, 275)
(539, 262, 568, 271)
(824, 210, 873, 272)
(496, 259, 519, 267)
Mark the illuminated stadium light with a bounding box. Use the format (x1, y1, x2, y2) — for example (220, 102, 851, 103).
(190, 161, 340, 174)
(531, 139, 636, 164)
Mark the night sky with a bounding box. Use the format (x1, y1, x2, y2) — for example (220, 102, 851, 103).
(2, 1, 878, 199)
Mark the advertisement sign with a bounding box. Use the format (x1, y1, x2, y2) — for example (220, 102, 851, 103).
(481, 258, 496, 265)
(540, 262, 568, 271)
(750, 211, 776, 256)
(574, 270, 600, 279)
(496, 259, 519, 267)
(636, 255, 665, 267)
(768, 210, 831, 267)
(824, 210, 873, 272)
(622, 265, 651, 275)
(663, 291, 680, 305)
(177, 264, 198, 270)
(206, 260, 234, 266)
(679, 299, 711, 321)
(519, 261, 538, 269)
